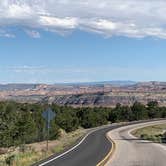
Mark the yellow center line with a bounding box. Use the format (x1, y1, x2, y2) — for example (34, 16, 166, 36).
(96, 133, 116, 166)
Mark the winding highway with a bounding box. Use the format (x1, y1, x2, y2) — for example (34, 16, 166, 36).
(106, 120, 166, 166)
(35, 120, 166, 166)
(35, 124, 120, 166)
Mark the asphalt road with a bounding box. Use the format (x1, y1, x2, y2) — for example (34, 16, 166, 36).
(35, 120, 165, 166)
(106, 120, 166, 166)
(36, 124, 120, 166)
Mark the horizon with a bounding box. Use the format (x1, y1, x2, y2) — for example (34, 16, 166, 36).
(0, 80, 165, 85)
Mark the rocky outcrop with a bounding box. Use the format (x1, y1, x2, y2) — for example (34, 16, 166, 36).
(1, 81, 166, 106)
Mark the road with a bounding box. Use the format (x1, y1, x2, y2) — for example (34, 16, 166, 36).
(35, 120, 166, 166)
(35, 124, 121, 166)
(106, 120, 166, 166)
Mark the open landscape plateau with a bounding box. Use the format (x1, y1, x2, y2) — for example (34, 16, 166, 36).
(1, 81, 166, 107)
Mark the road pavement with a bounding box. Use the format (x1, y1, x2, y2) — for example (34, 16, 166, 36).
(106, 120, 166, 166)
(35, 124, 121, 166)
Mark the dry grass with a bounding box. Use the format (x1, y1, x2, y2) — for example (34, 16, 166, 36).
(132, 123, 166, 143)
(0, 128, 86, 166)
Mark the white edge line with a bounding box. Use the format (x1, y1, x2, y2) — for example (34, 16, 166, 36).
(38, 120, 166, 166)
(38, 125, 112, 166)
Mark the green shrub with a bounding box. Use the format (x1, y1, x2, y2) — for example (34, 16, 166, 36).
(5, 155, 15, 166)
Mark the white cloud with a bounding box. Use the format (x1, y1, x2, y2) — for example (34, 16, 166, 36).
(5, 66, 49, 73)
(1, 0, 166, 38)
(0, 29, 15, 38)
(6, 4, 33, 18)
(25, 29, 41, 38)
(39, 16, 78, 29)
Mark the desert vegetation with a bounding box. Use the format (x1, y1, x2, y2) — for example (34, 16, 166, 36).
(0, 100, 166, 165)
(132, 123, 166, 143)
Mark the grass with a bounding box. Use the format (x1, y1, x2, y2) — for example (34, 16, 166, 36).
(0, 128, 86, 166)
(132, 123, 166, 143)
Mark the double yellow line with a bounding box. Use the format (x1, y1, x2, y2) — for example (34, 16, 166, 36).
(96, 134, 116, 166)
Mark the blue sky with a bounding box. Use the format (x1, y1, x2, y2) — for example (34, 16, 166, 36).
(1, 1, 166, 83)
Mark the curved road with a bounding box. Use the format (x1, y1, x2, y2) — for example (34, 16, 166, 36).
(106, 120, 166, 166)
(35, 120, 166, 166)
(36, 124, 121, 166)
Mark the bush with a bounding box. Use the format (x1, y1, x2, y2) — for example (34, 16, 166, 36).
(140, 134, 148, 140)
(5, 155, 15, 166)
(162, 131, 166, 143)
(0, 100, 166, 148)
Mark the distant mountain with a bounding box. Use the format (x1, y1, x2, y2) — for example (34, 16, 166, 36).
(58, 80, 137, 86)
(100, 80, 137, 86)
(0, 84, 38, 91)
(0, 81, 136, 91)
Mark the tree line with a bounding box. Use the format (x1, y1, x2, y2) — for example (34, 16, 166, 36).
(0, 100, 166, 148)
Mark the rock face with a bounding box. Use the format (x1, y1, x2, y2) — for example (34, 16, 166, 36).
(1, 81, 166, 107)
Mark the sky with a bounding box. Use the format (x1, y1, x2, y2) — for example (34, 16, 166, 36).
(1, 0, 166, 83)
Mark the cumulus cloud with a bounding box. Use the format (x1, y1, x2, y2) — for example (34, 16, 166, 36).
(1, 0, 166, 38)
